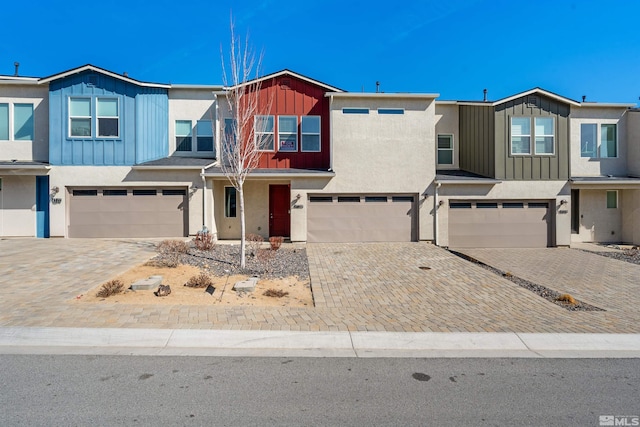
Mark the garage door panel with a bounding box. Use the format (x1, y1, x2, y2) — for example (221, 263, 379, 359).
(307, 195, 415, 243)
(449, 201, 550, 248)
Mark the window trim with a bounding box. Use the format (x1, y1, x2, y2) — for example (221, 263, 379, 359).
(255, 115, 275, 152)
(580, 122, 618, 159)
(225, 186, 237, 218)
(278, 115, 298, 152)
(96, 98, 119, 138)
(510, 117, 532, 155)
(606, 190, 618, 209)
(301, 115, 321, 153)
(437, 134, 454, 165)
(69, 97, 92, 138)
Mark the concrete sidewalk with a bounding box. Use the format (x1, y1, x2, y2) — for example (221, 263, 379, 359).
(1, 327, 639, 358)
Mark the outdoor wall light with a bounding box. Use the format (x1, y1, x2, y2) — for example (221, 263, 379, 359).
(438, 200, 445, 206)
(560, 199, 568, 205)
(295, 193, 301, 200)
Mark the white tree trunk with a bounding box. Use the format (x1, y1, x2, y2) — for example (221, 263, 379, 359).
(238, 184, 246, 269)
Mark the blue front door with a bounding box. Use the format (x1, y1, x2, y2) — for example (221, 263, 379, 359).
(35, 176, 50, 238)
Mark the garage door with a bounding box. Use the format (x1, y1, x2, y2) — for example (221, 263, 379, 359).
(448, 200, 550, 248)
(307, 195, 415, 243)
(68, 188, 188, 238)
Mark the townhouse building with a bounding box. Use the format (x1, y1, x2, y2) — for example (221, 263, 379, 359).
(1, 64, 638, 246)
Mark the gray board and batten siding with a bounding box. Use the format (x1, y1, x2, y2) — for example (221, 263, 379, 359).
(459, 94, 570, 180)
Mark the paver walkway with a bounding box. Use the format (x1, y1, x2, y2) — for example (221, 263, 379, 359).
(1, 239, 639, 333)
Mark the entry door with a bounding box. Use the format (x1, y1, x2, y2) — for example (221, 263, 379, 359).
(269, 184, 290, 237)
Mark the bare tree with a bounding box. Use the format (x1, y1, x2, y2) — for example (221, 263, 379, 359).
(220, 19, 273, 269)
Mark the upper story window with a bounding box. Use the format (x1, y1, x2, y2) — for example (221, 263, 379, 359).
(224, 118, 236, 148)
(175, 120, 192, 151)
(1, 103, 34, 141)
(69, 97, 119, 138)
(255, 115, 275, 151)
(510, 116, 555, 155)
(96, 98, 119, 137)
(437, 134, 454, 165)
(301, 116, 321, 152)
(278, 116, 298, 152)
(342, 108, 369, 114)
(196, 120, 214, 152)
(580, 123, 617, 158)
(378, 108, 404, 115)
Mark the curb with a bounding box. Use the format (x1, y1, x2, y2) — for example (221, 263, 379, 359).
(1, 327, 640, 358)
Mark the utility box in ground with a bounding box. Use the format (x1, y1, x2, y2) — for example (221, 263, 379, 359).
(233, 277, 259, 292)
(130, 276, 163, 291)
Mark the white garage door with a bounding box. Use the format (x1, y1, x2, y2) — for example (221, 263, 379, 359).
(68, 188, 188, 238)
(307, 195, 416, 243)
(448, 200, 550, 248)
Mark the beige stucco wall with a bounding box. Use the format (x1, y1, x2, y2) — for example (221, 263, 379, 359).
(571, 189, 623, 243)
(0, 175, 36, 236)
(436, 180, 571, 247)
(435, 102, 459, 170)
(570, 107, 628, 177)
(168, 88, 216, 157)
(0, 84, 49, 162)
(628, 111, 640, 177)
(48, 166, 205, 237)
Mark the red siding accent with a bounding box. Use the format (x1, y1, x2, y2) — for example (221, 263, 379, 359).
(254, 75, 331, 169)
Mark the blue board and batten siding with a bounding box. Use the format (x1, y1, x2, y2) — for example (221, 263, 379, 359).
(48, 71, 168, 166)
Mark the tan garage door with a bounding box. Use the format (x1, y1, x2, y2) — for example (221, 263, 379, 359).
(448, 201, 550, 248)
(307, 195, 415, 243)
(68, 188, 188, 238)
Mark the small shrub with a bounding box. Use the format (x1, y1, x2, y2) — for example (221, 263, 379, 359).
(503, 272, 513, 278)
(556, 293, 577, 305)
(184, 272, 214, 288)
(194, 230, 215, 251)
(157, 239, 189, 254)
(269, 236, 284, 251)
(263, 288, 289, 298)
(246, 233, 264, 256)
(96, 279, 125, 298)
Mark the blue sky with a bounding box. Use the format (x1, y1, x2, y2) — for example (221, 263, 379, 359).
(2, 0, 639, 104)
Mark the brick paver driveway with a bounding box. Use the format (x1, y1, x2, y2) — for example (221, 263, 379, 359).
(1, 239, 638, 332)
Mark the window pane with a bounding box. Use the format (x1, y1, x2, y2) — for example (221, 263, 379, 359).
(98, 117, 118, 137)
(196, 120, 213, 137)
(71, 118, 91, 137)
(511, 136, 531, 154)
(176, 136, 192, 151)
(279, 135, 297, 151)
(14, 104, 34, 140)
(0, 104, 8, 140)
(224, 118, 236, 147)
(437, 135, 452, 149)
(97, 98, 118, 117)
(197, 137, 213, 151)
(278, 116, 297, 133)
(511, 117, 530, 135)
(176, 120, 192, 136)
(438, 150, 453, 164)
(225, 187, 237, 217)
(342, 108, 369, 114)
(255, 115, 274, 132)
(535, 117, 553, 135)
(301, 116, 320, 133)
(580, 123, 597, 157)
(278, 116, 297, 151)
(535, 136, 554, 154)
(258, 134, 274, 150)
(301, 134, 320, 151)
(70, 98, 91, 116)
(607, 191, 617, 209)
(601, 124, 617, 158)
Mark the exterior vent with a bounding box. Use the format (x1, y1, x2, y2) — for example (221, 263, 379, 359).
(88, 74, 98, 87)
(527, 95, 539, 107)
(280, 78, 291, 90)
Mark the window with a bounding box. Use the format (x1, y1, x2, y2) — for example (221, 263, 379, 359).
(580, 123, 597, 157)
(534, 117, 554, 154)
(103, 189, 127, 196)
(378, 108, 404, 115)
(338, 196, 361, 202)
(196, 120, 214, 152)
(175, 120, 192, 152)
(511, 117, 531, 154)
(580, 123, 617, 158)
(503, 202, 524, 208)
(278, 116, 298, 152)
(255, 115, 274, 151)
(601, 124, 617, 158)
(365, 196, 387, 202)
(70, 98, 92, 137)
(132, 189, 157, 196)
(342, 108, 369, 114)
(309, 196, 333, 202)
(14, 104, 34, 140)
(225, 187, 237, 217)
(96, 98, 118, 137)
(437, 135, 454, 165)
(162, 189, 187, 196)
(606, 190, 618, 209)
(0, 104, 8, 140)
(72, 189, 97, 196)
(224, 118, 236, 150)
(450, 202, 472, 208)
(301, 116, 320, 152)
(477, 202, 498, 208)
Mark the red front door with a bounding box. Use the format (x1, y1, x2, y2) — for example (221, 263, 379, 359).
(269, 184, 290, 237)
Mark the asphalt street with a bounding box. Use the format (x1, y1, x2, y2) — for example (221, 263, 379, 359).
(1, 355, 638, 426)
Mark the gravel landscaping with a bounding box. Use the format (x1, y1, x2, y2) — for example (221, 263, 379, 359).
(577, 246, 640, 266)
(152, 243, 310, 279)
(450, 250, 604, 312)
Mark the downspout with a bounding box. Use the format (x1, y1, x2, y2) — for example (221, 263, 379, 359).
(434, 181, 441, 246)
(201, 168, 207, 232)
